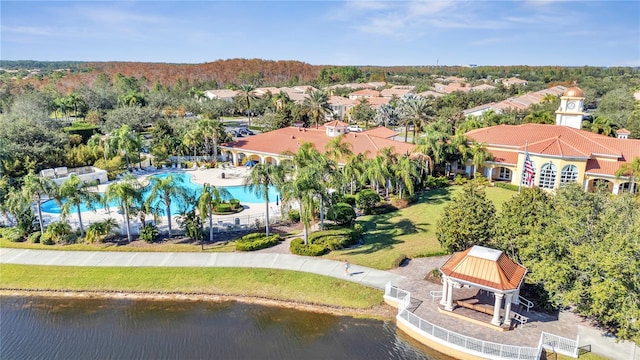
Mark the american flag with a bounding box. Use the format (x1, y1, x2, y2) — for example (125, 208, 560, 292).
(523, 153, 534, 186)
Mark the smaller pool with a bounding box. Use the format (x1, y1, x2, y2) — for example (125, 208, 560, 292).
(41, 172, 279, 215)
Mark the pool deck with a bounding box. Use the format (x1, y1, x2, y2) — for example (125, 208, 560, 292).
(38, 166, 279, 234)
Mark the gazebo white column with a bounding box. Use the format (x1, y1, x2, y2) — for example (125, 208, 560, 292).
(444, 280, 455, 311)
(440, 275, 448, 306)
(491, 293, 504, 326)
(504, 293, 513, 327)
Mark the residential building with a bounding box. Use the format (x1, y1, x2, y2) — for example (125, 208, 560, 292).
(381, 85, 415, 98)
(203, 89, 238, 102)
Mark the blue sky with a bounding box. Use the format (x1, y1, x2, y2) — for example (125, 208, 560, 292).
(1, 1, 639, 66)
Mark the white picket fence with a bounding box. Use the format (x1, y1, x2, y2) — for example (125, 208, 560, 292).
(384, 283, 579, 360)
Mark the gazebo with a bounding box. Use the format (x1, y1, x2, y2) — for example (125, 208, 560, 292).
(439, 245, 527, 327)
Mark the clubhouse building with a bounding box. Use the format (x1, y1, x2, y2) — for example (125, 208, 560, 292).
(464, 86, 640, 194)
(219, 121, 416, 166)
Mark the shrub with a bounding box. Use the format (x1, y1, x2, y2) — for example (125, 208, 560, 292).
(288, 209, 300, 223)
(326, 203, 356, 226)
(494, 182, 519, 191)
(454, 175, 468, 185)
(309, 228, 359, 251)
(229, 199, 241, 210)
(85, 218, 119, 243)
(341, 194, 356, 206)
(43, 221, 72, 244)
(215, 203, 232, 213)
(392, 254, 409, 268)
(290, 238, 327, 256)
(356, 189, 380, 215)
(425, 175, 450, 189)
(5, 228, 25, 243)
(353, 223, 364, 236)
(235, 233, 280, 251)
(139, 223, 160, 243)
(390, 197, 410, 209)
(28, 232, 42, 243)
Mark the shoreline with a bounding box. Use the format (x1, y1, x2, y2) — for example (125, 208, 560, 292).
(0, 289, 397, 321)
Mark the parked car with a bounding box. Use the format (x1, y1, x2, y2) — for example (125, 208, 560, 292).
(347, 125, 363, 132)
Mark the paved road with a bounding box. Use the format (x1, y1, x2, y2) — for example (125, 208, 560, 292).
(0, 248, 405, 290)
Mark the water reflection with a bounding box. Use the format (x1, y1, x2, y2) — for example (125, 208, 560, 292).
(1, 296, 451, 360)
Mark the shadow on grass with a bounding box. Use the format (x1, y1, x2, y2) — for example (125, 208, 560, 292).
(349, 187, 453, 255)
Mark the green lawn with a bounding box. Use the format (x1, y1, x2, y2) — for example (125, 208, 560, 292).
(324, 185, 517, 270)
(0, 264, 382, 310)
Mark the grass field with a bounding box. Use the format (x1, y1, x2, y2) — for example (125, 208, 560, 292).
(324, 185, 517, 270)
(0, 264, 382, 310)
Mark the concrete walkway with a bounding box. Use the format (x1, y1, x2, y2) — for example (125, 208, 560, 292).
(0, 248, 405, 290)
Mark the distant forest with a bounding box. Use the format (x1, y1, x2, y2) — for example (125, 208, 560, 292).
(1, 59, 638, 94)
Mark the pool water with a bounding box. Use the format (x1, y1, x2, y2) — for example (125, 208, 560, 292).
(41, 172, 279, 215)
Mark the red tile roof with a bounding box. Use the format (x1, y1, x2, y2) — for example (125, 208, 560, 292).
(221, 126, 415, 162)
(465, 124, 640, 177)
(441, 246, 527, 292)
(362, 126, 399, 139)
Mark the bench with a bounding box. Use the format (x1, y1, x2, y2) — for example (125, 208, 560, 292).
(456, 300, 494, 315)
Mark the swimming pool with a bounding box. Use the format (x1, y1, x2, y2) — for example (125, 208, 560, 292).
(41, 172, 279, 215)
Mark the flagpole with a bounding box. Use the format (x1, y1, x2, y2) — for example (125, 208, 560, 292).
(519, 140, 529, 194)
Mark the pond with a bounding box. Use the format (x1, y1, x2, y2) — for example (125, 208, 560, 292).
(0, 296, 452, 360)
(41, 172, 279, 215)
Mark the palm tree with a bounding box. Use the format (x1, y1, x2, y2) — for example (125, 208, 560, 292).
(541, 93, 557, 104)
(469, 142, 494, 178)
(145, 174, 190, 237)
(183, 129, 202, 163)
(302, 89, 332, 129)
(197, 183, 231, 242)
(375, 103, 400, 128)
(394, 155, 419, 199)
(400, 95, 435, 143)
(112, 125, 141, 171)
(615, 156, 640, 194)
(341, 153, 367, 195)
(589, 116, 618, 137)
(196, 119, 225, 162)
(238, 84, 257, 127)
(363, 155, 388, 194)
(243, 163, 284, 236)
(22, 171, 57, 235)
(58, 174, 101, 237)
(104, 175, 143, 243)
(324, 135, 353, 164)
(280, 167, 317, 245)
(378, 147, 398, 197)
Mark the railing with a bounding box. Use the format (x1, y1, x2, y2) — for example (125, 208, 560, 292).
(539, 332, 579, 358)
(519, 296, 534, 311)
(429, 290, 443, 302)
(512, 312, 529, 326)
(398, 308, 540, 360)
(383, 282, 581, 360)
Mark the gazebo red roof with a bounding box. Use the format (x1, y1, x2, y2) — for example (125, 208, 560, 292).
(440, 246, 527, 292)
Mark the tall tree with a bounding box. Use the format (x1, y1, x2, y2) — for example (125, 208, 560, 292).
(324, 135, 353, 164)
(243, 163, 284, 236)
(615, 156, 640, 193)
(22, 171, 57, 235)
(238, 84, 257, 127)
(58, 174, 101, 237)
(400, 94, 435, 143)
(436, 180, 497, 252)
(302, 90, 332, 129)
(145, 174, 190, 237)
(197, 183, 231, 242)
(469, 142, 493, 178)
(393, 155, 418, 199)
(104, 174, 143, 243)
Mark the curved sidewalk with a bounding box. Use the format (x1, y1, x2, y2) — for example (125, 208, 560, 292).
(0, 248, 405, 290)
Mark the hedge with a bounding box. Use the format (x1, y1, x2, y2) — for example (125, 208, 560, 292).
(235, 233, 280, 251)
(308, 228, 359, 251)
(494, 182, 519, 191)
(215, 203, 232, 213)
(290, 238, 328, 256)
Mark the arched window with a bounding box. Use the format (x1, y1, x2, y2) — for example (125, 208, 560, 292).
(559, 164, 578, 186)
(538, 163, 557, 189)
(521, 160, 536, 185)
